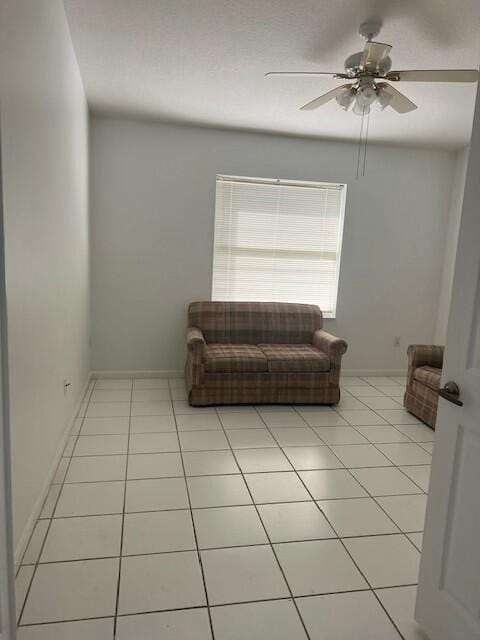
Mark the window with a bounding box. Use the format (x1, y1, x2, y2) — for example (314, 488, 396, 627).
(211, 175, 346, 318)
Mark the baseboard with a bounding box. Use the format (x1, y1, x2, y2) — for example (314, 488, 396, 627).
(342, 369, 407, 377)
(92, 369, 184, 379)
(14, 373, 93, 567)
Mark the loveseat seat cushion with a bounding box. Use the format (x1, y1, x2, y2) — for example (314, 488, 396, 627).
(203, 344, 268, 373)
(258, 344, 330, 373)
(413, 365, 442, 391)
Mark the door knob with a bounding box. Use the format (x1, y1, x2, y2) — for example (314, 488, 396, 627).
(437, 381, 463, 406)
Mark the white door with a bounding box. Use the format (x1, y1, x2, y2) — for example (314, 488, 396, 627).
(0, 131, 16, 638)
(415, 85, 480, 640)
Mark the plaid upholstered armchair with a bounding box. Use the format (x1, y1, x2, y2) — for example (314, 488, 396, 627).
(404, 344, 444, 428)
(185, 301, 347, 406)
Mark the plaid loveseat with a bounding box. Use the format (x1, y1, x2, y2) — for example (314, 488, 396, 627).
(404, 344, 444, 428)
(185, 301, 348, 406)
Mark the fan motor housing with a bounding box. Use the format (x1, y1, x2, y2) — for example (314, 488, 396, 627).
(344, 51, 392, 77)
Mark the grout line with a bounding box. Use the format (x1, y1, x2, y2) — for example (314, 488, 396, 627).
(112, 378, 133, 639)
(167, 379, 217, 640)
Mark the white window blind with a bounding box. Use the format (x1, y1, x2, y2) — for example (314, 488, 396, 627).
(211, 175, 346, 318)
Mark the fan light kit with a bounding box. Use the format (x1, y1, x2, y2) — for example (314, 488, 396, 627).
(266, 19, 479, 176)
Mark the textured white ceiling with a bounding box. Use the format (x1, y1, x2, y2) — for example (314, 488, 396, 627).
(64, 0, 480, 149)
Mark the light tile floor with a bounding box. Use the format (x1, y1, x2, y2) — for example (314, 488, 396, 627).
(16, 375, 432, 639)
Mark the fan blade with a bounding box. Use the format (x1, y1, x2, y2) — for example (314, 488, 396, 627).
(380, 84, 417, 113)
(265, 71, 348, 78)
(386, 69, 479, 83)
(360, 41, 392, 72)
(300, 84, 352, 111)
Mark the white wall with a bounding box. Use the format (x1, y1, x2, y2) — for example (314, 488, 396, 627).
(434, 147, 469, 344)
(90, 115, 456, 375)
(0, 1, 90, 551)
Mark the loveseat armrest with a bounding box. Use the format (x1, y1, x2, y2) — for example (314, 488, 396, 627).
(406, 344, 444, 383)
(186, 326, 206, 350)
(313, 329, 347, 367)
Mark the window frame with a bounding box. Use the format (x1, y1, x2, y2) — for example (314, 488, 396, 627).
(211, 174, 347, 319)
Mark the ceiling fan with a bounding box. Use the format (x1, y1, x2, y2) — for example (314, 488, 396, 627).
(266, 20, 479, 115)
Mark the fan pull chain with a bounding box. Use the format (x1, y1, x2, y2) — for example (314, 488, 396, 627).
(356, 107, 370, 179)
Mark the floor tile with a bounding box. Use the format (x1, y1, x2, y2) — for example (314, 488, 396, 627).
(168, 377, 185, 387)
(63, 435, 77, 456)
(329, 444, 393, 468)
(337, 410, 387, 426)
(131, 401, 173, 416)
(299, 469, 368, 499)
(312, 426, 368, 445)
(133, 377, 169, 389)
(95, 378, 132, 390)
(318, 498, 399, 537)
(22, 520, 49, 565)
(127, 452, 183, 479)
(245, 471, 311, 503)
(55, 482, 125, 517)
(376, 409, 421, 425)
(211, 599, 307, 640)
(360, 396, 403, 410)
(419, 442, 434, 454)
(122, 510, 195, 554)
(15, 566, 34, 621)
(393, 424, 435, 442)
(179, 430, 229, 451)
(129, 432, 179, 453)
(344, 534, 420, 587)
(182, 450, 239, 476)
(258, 502, 335, 542)
(132, 388, 171, 401)
(86, 402, 130, 418)
(376, 443, 432, 466)
(270, 428, 322, 447)
(300, 412, 348, 427)
(17, 618, 114, 640)
(118, 551, 205, 614)
(176, 413, 223, 431)
(375, 586, 429, 640)
(226, 429, 277, 449)
(125, 478, 189, 512)
(283, 446, 343, 470)
(235, 447, 293, 472)
(350, 467, 423, 496)
(373, 384, 405, 395)
(341, 376, 370, 386)
(73, 434, 128, 456)
(187, 475, 252, 508)
(406, 532, 424, 551)
(170, 386, 188, 400)
(335, 396, 368, 410)
(41, 515, 122, 562)
(345, 386, 386, 397)
(80, 417, 130, 435)
(297, 590, 401, 639)
(217, 405, 257, 414)
(260, 411, 307, 428)
(193, 505, 268, 549)
(116, 608, 212, 640)
(354, 425, 411, 443)
(130, 415, 176, 433)
(376, 495, 427, 532)
(363, 376, 399, 386)
(65, 455, 127, 483)
(202, 545, 289, 605)
(71, 418, 83, 435)
(22, 558, 118, 624)
(274, 539, 367, 595)
(399, 465, 431, 492)
(220, 412, 266, 429)
(91, 389, 131, 402)
(173, 400, 216, 414)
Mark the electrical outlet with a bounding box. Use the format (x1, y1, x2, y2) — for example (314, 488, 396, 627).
(393, 336, 401, 348)
(64, 379, 72, 396)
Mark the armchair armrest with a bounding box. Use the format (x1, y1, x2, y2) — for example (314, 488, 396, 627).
(313, 329, 347, 367)
(407, 344, 444, 382)
(186, 326, 206, 350)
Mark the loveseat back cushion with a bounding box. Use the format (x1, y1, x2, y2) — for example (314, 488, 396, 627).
(413, 365, 442, 391)
(188, 301, 323, 344)
(258, 344, 330, 373)
(203, 344, 268, 373)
